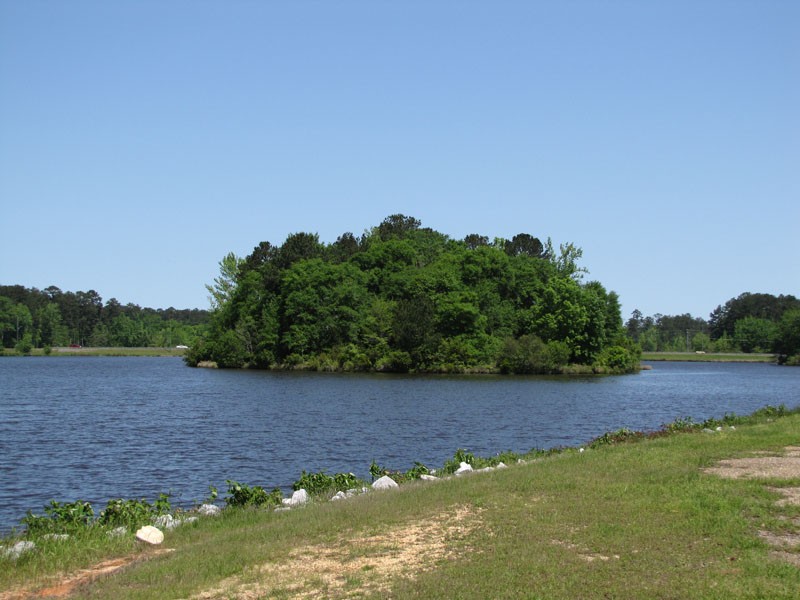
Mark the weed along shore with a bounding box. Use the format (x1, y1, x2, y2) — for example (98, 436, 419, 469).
(2, 406, 800, 599)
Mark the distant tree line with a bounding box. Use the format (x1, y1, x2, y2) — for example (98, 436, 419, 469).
(625, 292, 800, 364)
(187, 214, 639, 374)
(0, 285, 209, 352)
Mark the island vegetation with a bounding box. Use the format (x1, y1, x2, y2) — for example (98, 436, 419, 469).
(185, 215, 639, 374)
(3, 225, 798, 367)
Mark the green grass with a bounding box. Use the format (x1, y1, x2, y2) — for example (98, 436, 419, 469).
(642, 351, 775, 363)
(3, 412, 800, 599)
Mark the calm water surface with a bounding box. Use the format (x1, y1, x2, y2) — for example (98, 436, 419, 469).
(1, 357, 799, 533)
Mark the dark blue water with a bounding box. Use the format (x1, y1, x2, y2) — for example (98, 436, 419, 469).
(1, 357, 798, 533)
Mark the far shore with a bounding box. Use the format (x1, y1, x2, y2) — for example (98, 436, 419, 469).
(641, 351, 775, 363)
(0, 346, 188, 357)
(2, 347, 778, 364)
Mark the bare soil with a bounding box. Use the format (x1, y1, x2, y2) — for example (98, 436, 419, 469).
(704, 446, 800, 566)
(188, 505, 481, 599)
(0, 549, 173, 600)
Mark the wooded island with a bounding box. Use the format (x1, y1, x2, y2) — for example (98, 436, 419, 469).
(186, 215, 639, 374)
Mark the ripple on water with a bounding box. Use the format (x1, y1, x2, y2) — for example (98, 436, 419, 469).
(1, 358, 799, 533)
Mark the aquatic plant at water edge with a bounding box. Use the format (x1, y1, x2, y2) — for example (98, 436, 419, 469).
(224, 480, 283, 508)
(21, 500, 94, 535)
(98, 494, 171, 531)
(292, 471, 365, 497)
(588, 428, 645, 449)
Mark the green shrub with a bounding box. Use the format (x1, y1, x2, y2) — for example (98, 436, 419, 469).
(211, 330, 248, 368)
(441, 449, 477, 474)
(663, 416, 699, 433)
(497, 335, 570, 374)
(596, 345, 639, 373)
(224, 480, 283, 508)
(98, 493, 171, 531)
(14, 334, 33, 356)
(292, 471, 364, 497)
(22, 500, 94, 535)
(374, 350, 412, 373)
(588, 428, 645, 449)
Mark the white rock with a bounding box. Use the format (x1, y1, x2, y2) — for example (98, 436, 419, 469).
(43, 533, 70, 541)
(283, 489, 309, 507)
(496, 462, 508, 469)
(154, 514, 179, 530)
(730, 426, 736, 431)
(419, 474, 439, 481)
(182, 516, 199, 525)
(135, 525, 164, 545)
(476, 467, 494, 473)
(107, 526, 128, 538)
(2, 541, 36, 559)
(455, 462, 473, 475)
(330, 491, 347, 501)
(372, 475, 399, 490)
(716, 426, 723, 432)
(198, 503, 221, 517)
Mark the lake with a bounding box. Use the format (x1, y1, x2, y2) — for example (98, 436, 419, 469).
(1, 357, 799, 533)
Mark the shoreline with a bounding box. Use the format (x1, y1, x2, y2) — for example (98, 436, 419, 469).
(3, 404, 799, 598)
(641, 351, 775, 363)
(0, 347, 187, 358)
(2, 347, 779, 365)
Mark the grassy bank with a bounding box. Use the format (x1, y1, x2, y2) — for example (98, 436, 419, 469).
(3, 409, 800, 599)
(0, 347, 187, 358)
(642, 351, 775, 363)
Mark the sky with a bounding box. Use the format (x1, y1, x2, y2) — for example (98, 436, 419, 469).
(1, 1, 798, 321)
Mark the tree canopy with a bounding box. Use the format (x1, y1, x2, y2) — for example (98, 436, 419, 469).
(0, 285, 209, 350)
(187, 215, 637, 374)
(625, 291, 800, 362)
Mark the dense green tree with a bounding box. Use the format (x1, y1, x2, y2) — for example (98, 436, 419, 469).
(504, 233, 545, 258)
(276, 232, 324, 269)
(191, 215, 636, 373)
(376, 214, 421, 241)
(328, 232, 360, 263)
(0, 296, 18, 347)
(710, 292, 800, 339)
(279, 260, 369, 359)
(625, 311, 709, 352)
(734, 316, 778, 353)
(35, 302, 67, 347)
(1, 286, 209, 349)
(206, 252, 243, 310)
(774, 309, 800, 364)
(463, 234, 489, 250)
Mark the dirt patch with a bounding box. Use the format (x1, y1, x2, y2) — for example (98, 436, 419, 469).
(702, 446, 800, 480)
(190, 505, 481, 599)
(0, 549, 174, 600)
(550, 539, 620, 563)
(705, 446, 800, 567)
(768, 487, 800, 507)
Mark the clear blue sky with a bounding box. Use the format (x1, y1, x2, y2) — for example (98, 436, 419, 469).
(1, 1, 797, 320)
